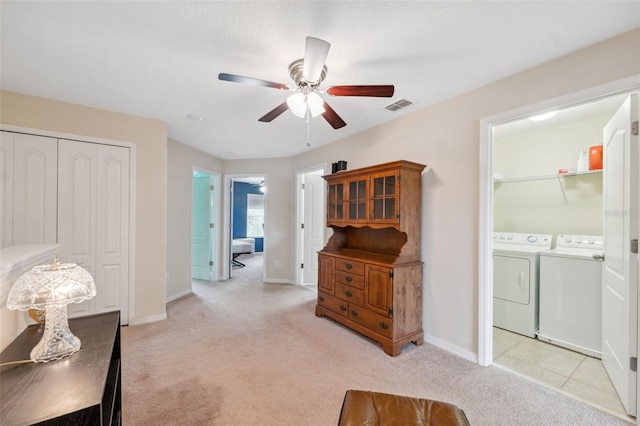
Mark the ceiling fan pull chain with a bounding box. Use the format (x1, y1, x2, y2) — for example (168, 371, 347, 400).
(306, 120, 311, 147)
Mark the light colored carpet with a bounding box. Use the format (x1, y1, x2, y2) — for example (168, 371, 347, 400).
(121, 255, 630, 425)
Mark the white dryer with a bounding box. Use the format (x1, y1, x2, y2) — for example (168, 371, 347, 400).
(493, 232, 553, 337)
(538, 234, 604, 358)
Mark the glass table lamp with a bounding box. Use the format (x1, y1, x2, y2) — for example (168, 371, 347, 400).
(7, 255, 96, 362)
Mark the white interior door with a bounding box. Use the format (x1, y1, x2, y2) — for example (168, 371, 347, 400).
(302, 173, 325, 284)
(192, 174, 211, 280)
(58, 139, 130, 320)
(1, 132, 57, 248)
(95, 144, 129, 318)
(602, 94, 638, 416)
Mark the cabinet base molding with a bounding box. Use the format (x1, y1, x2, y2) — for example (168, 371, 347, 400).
(316, 305, 423, 356)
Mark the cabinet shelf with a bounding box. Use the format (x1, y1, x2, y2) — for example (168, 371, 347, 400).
(494, 169, 602, 202)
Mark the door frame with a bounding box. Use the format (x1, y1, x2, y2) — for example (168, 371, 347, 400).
(479, 74, 640, 367)
(478, 76, 640, 407)
(295, 163, 327, 285)
(191, 166, 220, 283)
(222, 174, 267, 280)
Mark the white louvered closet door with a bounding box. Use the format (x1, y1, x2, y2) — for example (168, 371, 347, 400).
(58, 139, 129, 321)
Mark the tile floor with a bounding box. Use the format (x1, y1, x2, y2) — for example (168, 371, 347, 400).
(493, 327, 634, 421)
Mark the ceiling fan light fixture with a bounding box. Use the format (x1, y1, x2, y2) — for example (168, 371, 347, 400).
(287, 93, 307, 118)
(307, 92, 325, 117)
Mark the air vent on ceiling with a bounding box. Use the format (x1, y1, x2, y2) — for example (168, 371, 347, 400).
(385, 98, 413, 112)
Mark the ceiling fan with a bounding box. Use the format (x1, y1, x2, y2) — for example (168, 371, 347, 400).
(218, 36, 394, 129)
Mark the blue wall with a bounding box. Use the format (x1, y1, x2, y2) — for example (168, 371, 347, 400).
(233, 181, 264, 252)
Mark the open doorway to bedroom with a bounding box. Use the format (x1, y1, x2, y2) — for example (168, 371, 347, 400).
(224, 175, 266, 279)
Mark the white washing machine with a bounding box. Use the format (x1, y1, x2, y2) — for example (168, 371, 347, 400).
(493, 232, 553, 337)
(538, 234, 604, 358)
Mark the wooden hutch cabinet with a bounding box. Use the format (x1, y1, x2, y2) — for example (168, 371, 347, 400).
(316, 160, 426, 356)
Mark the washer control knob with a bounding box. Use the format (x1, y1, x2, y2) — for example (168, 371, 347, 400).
(592, 253, 605, 261)
(507, 235, 513, 240)
(527, 235, 538, 243)
(563, 236, 572, 243)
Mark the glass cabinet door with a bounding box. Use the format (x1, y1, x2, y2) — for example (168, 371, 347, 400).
(327, 182, 345, 223)
(347, 178, 368, 222)
(371, 173, 398, 223)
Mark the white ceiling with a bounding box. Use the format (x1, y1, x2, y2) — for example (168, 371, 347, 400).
(1, 1, 638, 160)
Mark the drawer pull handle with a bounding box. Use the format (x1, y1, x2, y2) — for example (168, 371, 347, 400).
(379, 322, 389, 330)
(345, 276, 352, 283)
(345, 290, 353, 297)
(346, 264, 352, 270)
(340, 305, 347, 312)
(319, 296, 325, 302)
(351, 310, 358, 317)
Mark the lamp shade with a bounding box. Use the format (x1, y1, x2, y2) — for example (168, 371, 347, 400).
(7, 261, 96, 311)
(307, 92, 325, 117)
(6, 257, 96, 362)
(286, 93, 307, 118)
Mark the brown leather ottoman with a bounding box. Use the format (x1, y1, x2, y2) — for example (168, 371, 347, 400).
(338, 390, 470, 425)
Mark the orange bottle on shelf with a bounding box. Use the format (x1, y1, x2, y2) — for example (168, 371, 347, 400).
(589, 145, 603, 170)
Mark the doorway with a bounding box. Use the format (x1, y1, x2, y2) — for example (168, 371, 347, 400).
(296, 165, 326, 285)
(192, 168, 219, 283)
(479, 77, 640, 418)
(223, 175, 266, 279)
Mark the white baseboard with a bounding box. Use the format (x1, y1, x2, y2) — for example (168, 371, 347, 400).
(166, 289, 192, 303)
(424, 333, 478, 363)
(264, 278, 295, 285)
(129, 312, 168, 326)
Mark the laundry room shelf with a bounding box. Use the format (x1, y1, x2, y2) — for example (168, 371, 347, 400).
(494, 169, 602, 202)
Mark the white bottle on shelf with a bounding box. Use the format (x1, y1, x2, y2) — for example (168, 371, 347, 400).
(577, 150, 589, 173)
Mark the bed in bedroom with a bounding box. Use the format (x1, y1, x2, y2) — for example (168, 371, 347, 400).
(232, 238, 254, 268)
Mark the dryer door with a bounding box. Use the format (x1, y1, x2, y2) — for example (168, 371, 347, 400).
(494, 255, 530, 305)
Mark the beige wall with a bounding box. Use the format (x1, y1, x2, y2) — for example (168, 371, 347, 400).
(166, 139, 223, 299)
(223, 158, 294, 282)
(292, 29, 640, 357)
(0, 90, 168, 323)
(165, 143, 294, 299)
(494, 115, 607, 237)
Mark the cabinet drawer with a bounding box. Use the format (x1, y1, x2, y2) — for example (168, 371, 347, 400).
(335, 259, 365, 275)
(334, 282, 365, 306)
(335, 270, 364, 289)
(318, 291, 348, 318)
(348, 306, 392, 338)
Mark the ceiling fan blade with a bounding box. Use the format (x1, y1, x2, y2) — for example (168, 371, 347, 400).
(258, 102, 290, 122)
(218, 73, 290, 90)
(322, 102, 346, 129)
(326, 85, 395, 97)
(303, 37, 330, 84)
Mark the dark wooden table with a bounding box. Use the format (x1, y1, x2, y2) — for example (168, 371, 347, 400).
(0, 311, 121, 425)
